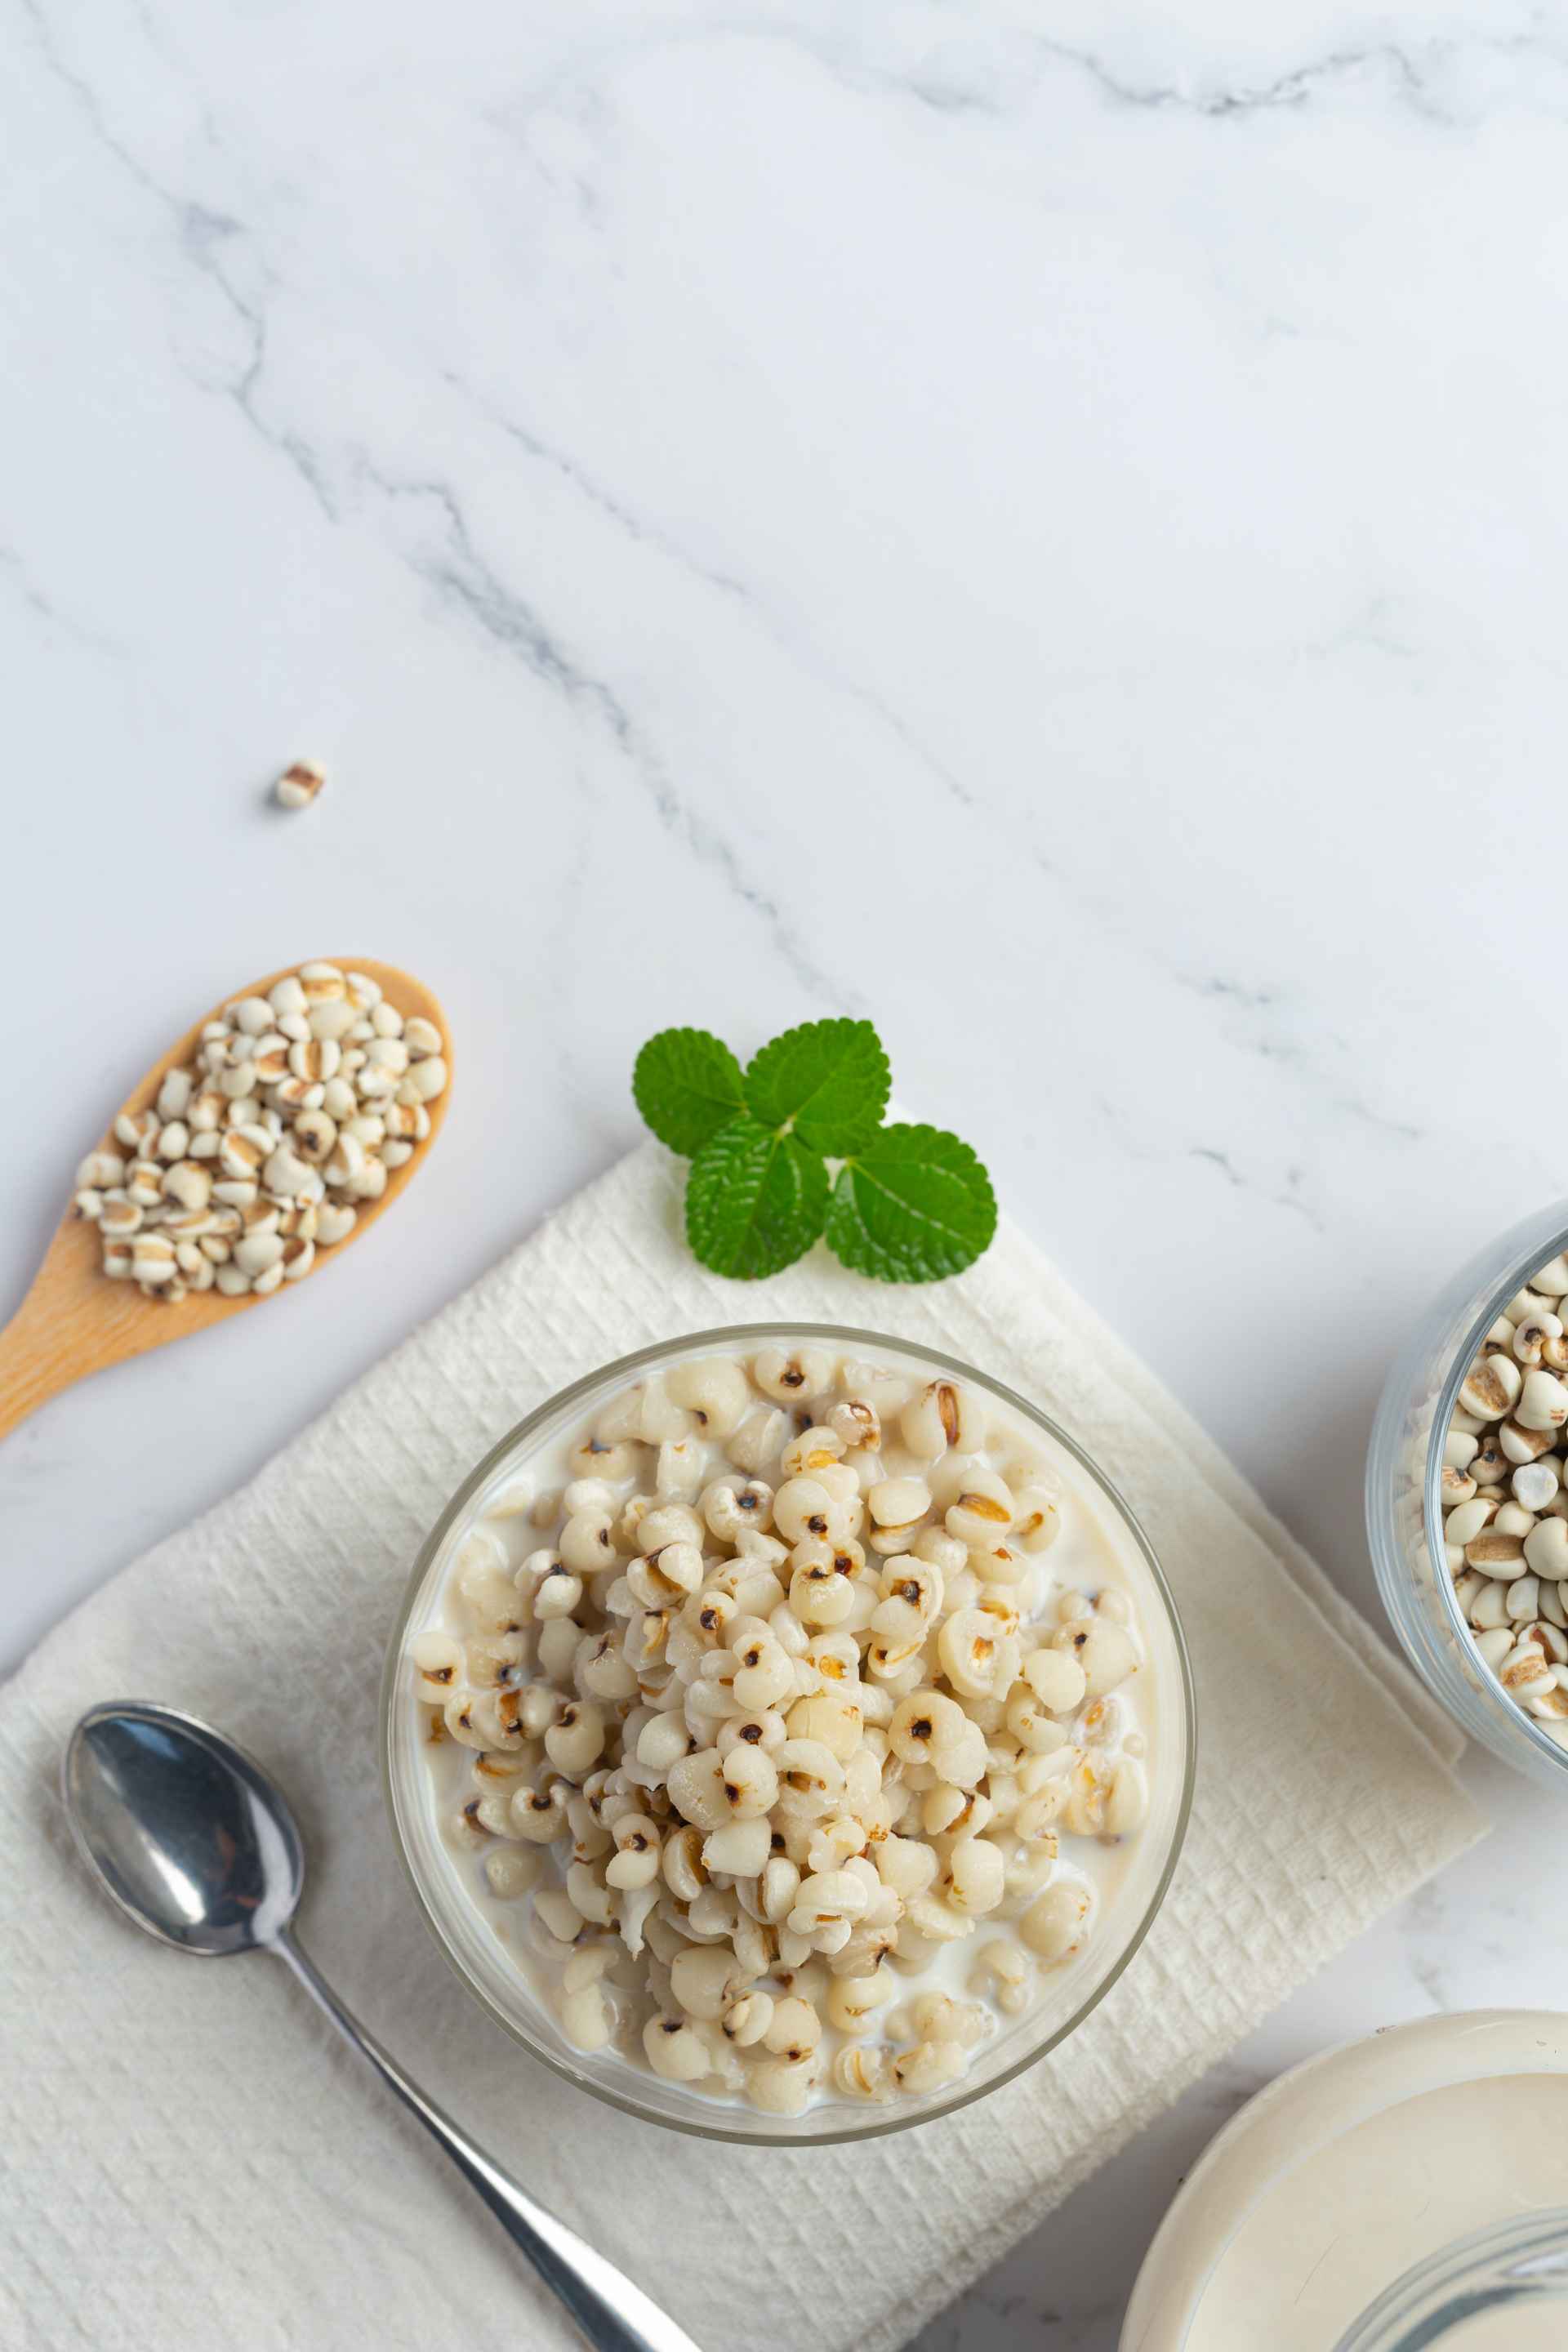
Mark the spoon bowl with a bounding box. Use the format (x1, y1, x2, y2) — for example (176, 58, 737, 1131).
(0, 957, 451, 1441)
(61, 1699, 697, 2352)
(64, 1701, 304, 1957)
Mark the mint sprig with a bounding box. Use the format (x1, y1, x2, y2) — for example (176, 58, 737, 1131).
(633, 1028, 746, 1156)
(826, 1124, 996, 1282)
(633, 1018, 996, 1284)
(743, 1019, 889, 1156)
(686, 1118, 829, 1279)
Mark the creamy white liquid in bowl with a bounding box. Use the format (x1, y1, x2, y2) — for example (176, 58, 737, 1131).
(1123, 2013, 1568, 2352)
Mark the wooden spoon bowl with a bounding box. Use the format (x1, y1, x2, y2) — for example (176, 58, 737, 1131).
(0, 958, 450, 1440)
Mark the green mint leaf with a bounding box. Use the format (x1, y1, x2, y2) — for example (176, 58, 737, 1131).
(633, 1028, 746, 1156)
(685, 1116, 829, 1280)
(826, 1124, 996, 1283)
(742, 1018, 890, 1156)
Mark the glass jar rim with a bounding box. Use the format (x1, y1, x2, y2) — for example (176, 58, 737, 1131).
(1336, 2207, 1568, 2350)
(378, 1319, 1198, 2146)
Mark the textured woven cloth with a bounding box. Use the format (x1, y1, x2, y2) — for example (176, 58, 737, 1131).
(0, 1143, 1484, 2352)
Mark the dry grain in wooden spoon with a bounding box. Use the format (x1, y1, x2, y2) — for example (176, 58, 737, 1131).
(72, 961, 446, 1303)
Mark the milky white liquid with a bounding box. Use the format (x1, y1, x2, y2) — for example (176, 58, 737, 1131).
(1187, 2077, 1568, 2348)
(1123, 2015, 1568, 2352)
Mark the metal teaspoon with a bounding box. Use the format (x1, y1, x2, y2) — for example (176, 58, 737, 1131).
(61, 1700, 701, 2352)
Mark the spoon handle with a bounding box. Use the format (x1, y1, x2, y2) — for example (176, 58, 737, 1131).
(0, 1277, 92, 1440)
(273, 1929, 702, 2352)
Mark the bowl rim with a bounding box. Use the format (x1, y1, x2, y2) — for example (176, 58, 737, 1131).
(379, 1319, 1198, 2146)
(1423, 1226, 1568, 1777)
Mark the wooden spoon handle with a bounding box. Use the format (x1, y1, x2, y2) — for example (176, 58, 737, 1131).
(0, 1217, 158, 1439)
(0, 1285, 86, 1440)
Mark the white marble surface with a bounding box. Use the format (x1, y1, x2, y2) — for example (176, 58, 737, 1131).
(7, 0, 1568, 2341)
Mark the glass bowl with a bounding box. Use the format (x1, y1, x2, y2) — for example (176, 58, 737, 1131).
(381, 1322, 1196, 2146)
(1367, 1199, 1568, 1791)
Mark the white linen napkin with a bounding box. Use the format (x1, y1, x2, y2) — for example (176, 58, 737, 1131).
(0, 1142, 1484, 2352)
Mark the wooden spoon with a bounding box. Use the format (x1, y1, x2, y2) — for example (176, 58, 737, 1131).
(0, 958, 451, 1441)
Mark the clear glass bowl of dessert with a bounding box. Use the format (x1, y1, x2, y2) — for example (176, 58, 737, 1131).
(1368, 1199, 1568, 1790)
(381, 1323, 1196, 2145)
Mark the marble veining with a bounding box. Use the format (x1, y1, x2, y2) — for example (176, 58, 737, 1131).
(10, 0, 1568, 2341)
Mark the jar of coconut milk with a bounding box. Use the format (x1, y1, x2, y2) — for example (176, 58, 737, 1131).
(1122, 2013, 1568, 2350)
